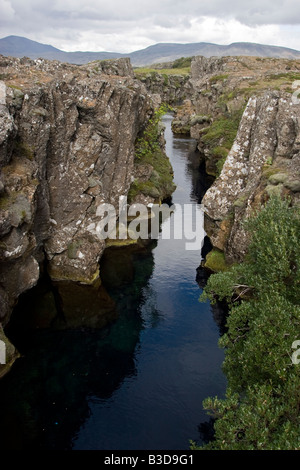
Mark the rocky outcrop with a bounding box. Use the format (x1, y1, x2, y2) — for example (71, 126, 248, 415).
(202, 90, 300, 263)
(189, 55, 300, 119)
(171, 55, 300, 175)
(0, 55, 155, 332)
(136, 71, 192, 106)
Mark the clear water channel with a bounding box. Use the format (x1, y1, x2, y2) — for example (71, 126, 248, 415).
(0, 114, 227, 450)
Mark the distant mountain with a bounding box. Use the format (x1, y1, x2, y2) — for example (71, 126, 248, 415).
(0, 35, 123, 64)
(1, 35, 300, 66)
(129, 41, 300, 65)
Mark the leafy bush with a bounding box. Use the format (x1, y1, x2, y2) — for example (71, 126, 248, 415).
(196, 196, 300, 450)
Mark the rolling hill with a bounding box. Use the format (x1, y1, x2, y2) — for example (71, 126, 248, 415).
(1, 35, 300, 66)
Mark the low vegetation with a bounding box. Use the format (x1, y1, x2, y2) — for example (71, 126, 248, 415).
(134, 57, 192, 77)
(200, 108, 245, 176)
(128, 105, 176, 202)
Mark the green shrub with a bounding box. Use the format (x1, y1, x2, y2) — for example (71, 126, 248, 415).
(196, 196, 300, 450)
(172, 57, 192, 69)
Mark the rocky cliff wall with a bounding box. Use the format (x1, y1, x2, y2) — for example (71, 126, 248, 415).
(172, 55, 300, 174)
(136, 71, 192, 106)
(0, 56, 154, 335)
(202, 90, 300, 264)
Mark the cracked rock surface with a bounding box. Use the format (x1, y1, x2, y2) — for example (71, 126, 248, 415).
(202, 90, 300, 263)
(0, 55, 153, 325)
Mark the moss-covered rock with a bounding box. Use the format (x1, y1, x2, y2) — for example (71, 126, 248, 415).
(266, 183, 285, 197)
(204, 249, 228, 272)
(284, 179, 300, 192)
(268, 172, 289, 185)
(130, 106, 176, 203)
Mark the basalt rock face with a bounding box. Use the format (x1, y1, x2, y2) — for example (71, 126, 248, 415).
(202, 90, 300, 263)
(0, 56, 153, 327)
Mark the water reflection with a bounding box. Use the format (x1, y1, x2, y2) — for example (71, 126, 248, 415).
(0, 240, 159, 450)
(0, 114, 226, 450)
(170, 136, 214, 205)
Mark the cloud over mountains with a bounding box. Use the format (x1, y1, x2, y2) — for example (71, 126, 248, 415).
(1, 0, 300, 53)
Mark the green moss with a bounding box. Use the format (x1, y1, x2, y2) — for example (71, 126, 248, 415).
(15, 141, 35, 160)
(172, 123, 191, 135)
(128, 180, 160, 200)
(209, 74, 229, 84)
(266, 183, 284, 197)
(266, 72, 300, 81)
(128, 151, 175, 201)
(202, 108, 245, 151)
(105, 238, 138, 248)
(217, 90, 239, 107)
(262, 165, 282, 179)
(233, 194, 248, 208)
(213, 146, 228, 159)
(265, 156, 273, 166)
(67, 240, 82, 259)
(215, 156, 227, 176)
(268, 172, 289, 185)
(162, 74, 169, 86)
(8, 84, 22, 91)
(190, 115, 211, 126)
(130, 105, 176, 202)
(0, 194, 12, 210)
(284, 179, 300, 192)
(204, 249, 228, 272)
(49, 265, 100, 285)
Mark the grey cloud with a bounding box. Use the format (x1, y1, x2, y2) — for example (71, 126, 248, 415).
(1, 0, 300, 53)
(4, 0, 300, 27)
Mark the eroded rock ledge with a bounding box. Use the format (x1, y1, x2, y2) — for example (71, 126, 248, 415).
(0, 56, 155, 331)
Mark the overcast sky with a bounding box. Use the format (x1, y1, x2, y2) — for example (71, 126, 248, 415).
(1, 0, 300, 53)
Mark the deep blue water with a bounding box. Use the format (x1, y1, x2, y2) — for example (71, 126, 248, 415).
(0, 114, 226, 450)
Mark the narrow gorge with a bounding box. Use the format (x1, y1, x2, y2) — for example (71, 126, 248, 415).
(0, 52, 299, 450)
(0, 56, 171, 373)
